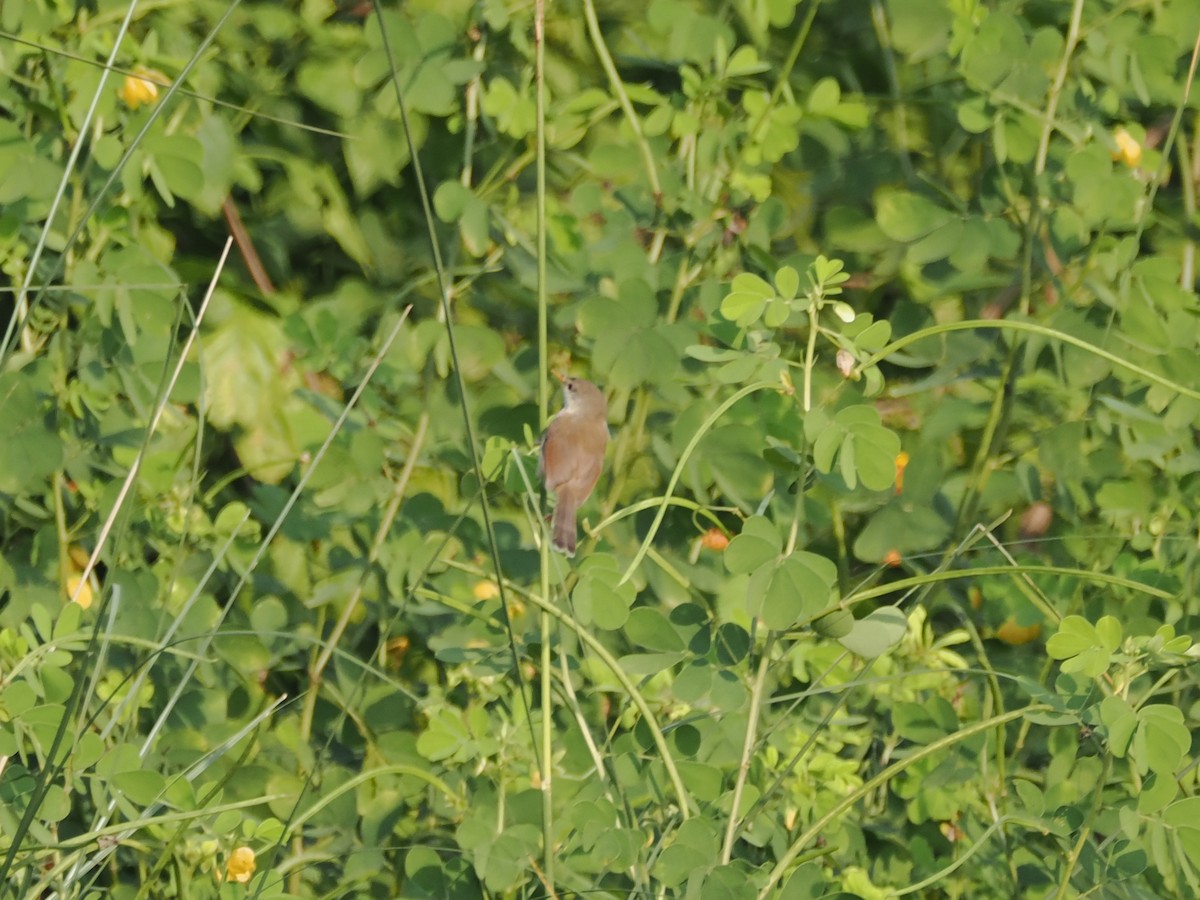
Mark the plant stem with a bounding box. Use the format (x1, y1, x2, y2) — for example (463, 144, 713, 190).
(721, 632, 775, 862)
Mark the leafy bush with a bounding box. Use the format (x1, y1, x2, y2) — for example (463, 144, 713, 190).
(3, 0, 1200, 897)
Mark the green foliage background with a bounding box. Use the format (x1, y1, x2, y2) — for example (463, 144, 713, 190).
(3, 0, 1200, 896)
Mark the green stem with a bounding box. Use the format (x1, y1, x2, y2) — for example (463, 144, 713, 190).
(619, 381, 780, 585)
(743, 0, 821, 154)
(521, 588, 694, 820)
(534, 0, 556, 886)
(855, 319, 1200, 401)
(1053, 755, 1112, 899)
(1034, 0, 1084, 176)
(720, 632, 775, 862)
(580, 0, 662, 201)
(803, 299, 819, 412)
(953, 342, 1017, 538)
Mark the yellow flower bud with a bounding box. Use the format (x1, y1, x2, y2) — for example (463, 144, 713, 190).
(225, 846, 256, 884)
(472, 580, 500, 600)
(1112, 128, 1142, 168)
(120, 68, 166, 109)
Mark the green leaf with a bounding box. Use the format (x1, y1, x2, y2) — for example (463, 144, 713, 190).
(416, 707, 472, 761)
(677, 761, 724, 802)
(112, 769, 167, 805)
(755, 551, 838, 630)
(192, 114, 237, 215)
(581, 281, 682, 390)
(685, 345, 745, 363)
(774, 265, 800, 299)
(959, 11, 1025, 88)
(673, 660, 714, 702)
(1133, 706, 1191, 775)
(434, 180, 471, 221)
(1163, 797, 1200, 871)
(573, 555, 636, 630)
(1046, 615, 1116, 678)
(907, 221, 962, 265)
(808, 404, 901, 491)
(721, 288, 770, 326)
(888, 0, 954, 59)
(893, 696, 958, 743)
(812, 608, 854, 638)
(654, 817, 719, 886)
(875, 190, 957, 242)
(345, 115, 412, 197)
(624, 607, 686, 651)
(852, 318, 892, 352)
(807, 77, 841, 114)
(1046, 615, 1099, 658)
(853, 505, 951, 561)
(724, 516, 781, 573)
(620, 652, 686, 676)
(1095, 615, 1122, 651)
(1099, 695, 1137, 757)
(714, 623, 751, 664)
(725, 45, 769, 78)
(838, 607, 908, 658)
(297, 55, 361, 116)
(0, 370, 64, 494)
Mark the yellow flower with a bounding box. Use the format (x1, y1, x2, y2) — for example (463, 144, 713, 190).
(385, 634, 410, 667)
(120, 67, 166, 109)
(894, 450, 910, 494)
(226, 846, 256, 884)
(472, 580, 500, 600)
(66, 574, 94, 609)
(995, 618, 1042, 646)
(1112, 128, 1142, 168)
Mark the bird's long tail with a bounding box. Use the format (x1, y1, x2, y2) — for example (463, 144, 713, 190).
(552, 497, 578, 557)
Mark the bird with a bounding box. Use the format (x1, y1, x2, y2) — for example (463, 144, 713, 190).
(540, 372, 608, 556)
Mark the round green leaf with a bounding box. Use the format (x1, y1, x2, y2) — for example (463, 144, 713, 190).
(813, 608, 854, 638)
(724, 516, 781, 573)
(573, 556, 636, 629)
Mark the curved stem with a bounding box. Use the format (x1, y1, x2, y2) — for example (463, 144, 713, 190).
(856, 319, 1200, 401)
(580, 0, 662, 201)
(619, 381, 780, 585)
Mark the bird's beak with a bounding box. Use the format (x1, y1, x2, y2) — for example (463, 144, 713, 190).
(552, 370, 567, 383)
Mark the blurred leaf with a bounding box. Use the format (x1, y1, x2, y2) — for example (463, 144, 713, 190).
(838, 607, 908, 658)
(875, 190, 956, 242)
(0, 370, 63, 494)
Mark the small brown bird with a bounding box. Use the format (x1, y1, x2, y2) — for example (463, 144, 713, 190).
(540, 372, 608, 556)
